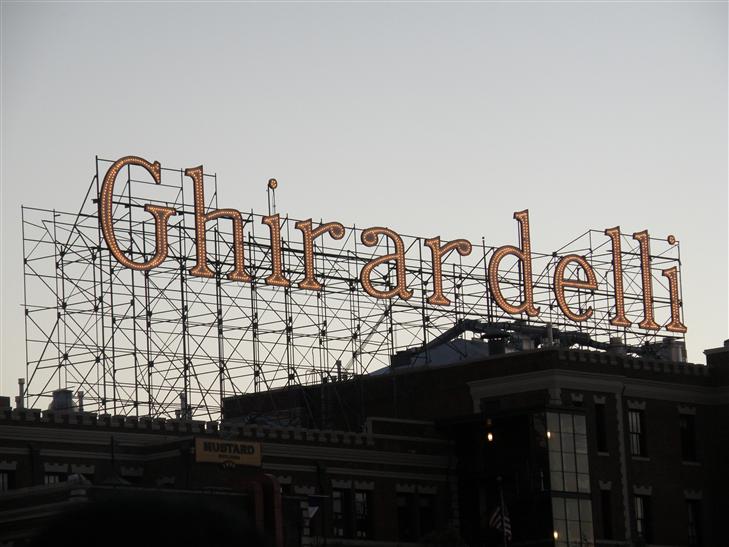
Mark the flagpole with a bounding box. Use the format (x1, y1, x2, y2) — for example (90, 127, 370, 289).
(497, 476, 507, 547)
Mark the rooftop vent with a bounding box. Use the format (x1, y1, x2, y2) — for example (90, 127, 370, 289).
(48, 388, 76, 413)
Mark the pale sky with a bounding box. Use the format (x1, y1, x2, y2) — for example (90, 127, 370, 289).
(1, 1, 727, 396)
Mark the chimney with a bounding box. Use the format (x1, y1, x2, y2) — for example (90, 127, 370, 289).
(49, 389, 75, 413)
(607, 337, 627, 356)
(179, 391, 189, 420)
(16, 378, 25, 410)
(663, 338, 687, 363)
(77, 390, 84, 413)
(545, 323, 554, 347)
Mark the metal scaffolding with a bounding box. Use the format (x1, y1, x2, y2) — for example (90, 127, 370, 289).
(21, 158, 685, 420)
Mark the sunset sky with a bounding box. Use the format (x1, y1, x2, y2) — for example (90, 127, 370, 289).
(1, 1, 726, 395)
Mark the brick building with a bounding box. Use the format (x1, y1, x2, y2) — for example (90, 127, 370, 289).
(1, 338, 727, 547)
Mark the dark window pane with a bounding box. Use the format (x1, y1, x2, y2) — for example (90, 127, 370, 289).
(600, 490, 613, 540)
(687, 500, 701, 547)
(634, 495, 651, 543)
(564, 473, 577, 492)
(0, 472, 13, 492)
(547, 412, 560, 433)
(550, 451, 563, 471)
(419, 494, 435, 537)
(332, 489, 351, 538)
(563, 452, 575, 473)
(354, 490, 371, 538)
(629, 410, 646, 456)
(680, 414, 697, 462)
(397, 493, 415, 541)
(595, 403, 608, 452)
(575, 435, 588, 455)
(577, 474, 590, 493)
(551, 471, 564, 492)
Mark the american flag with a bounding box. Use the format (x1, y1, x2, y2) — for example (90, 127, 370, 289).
(489, 503, 512, 542)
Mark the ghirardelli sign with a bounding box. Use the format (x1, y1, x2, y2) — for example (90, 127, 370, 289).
(100, 155, 686, 334)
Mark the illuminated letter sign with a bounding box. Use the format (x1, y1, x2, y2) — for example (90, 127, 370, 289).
(553, 254, 598, 322)
(262, 214, 291, 287)
(662, 266, 687, 333)
(188, 166, 252, 282)
(488, 210, 539, 317)
(604, 226, 631, 328)
(295, 219, 346, 291)
(425, 237, 472, 306)
(99, 156, 177, 271)
(360, 227, 413, 300)
(97, 156, 688, 335)
(633, 230, 660, 331)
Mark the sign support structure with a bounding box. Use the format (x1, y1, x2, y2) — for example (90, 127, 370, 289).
(21, 158, 686, 420)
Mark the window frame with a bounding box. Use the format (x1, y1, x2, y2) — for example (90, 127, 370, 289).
(634, 494, 651, 542)
(628, 409, 646, 457)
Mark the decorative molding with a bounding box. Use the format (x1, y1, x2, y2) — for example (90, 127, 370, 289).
(262, 443, 448, 470)
(70, 464, 95, 474)
(678, 405, 696, 415)
(331, 479, 352, 489)
(598, 481, 612, 491)
(417, 485, 438, 495)
(120, 466, 143, 477)
(294, 485, 316, 495)
(354, 480, 375, 491)
(593, 395, 607, 405)
(44, 462, 69, 473)
(548, 387, 562, 406)
(326, 467, 448, 483)
(684, 489, 702, 500)
(633, 485, 652, 496)
(468, 369, 726, 411)
(627, 400, 646, 410)
(396, 483, 417, 493)
(0, 460, 18, 471)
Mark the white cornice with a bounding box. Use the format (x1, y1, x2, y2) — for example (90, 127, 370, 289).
(468, 369, 728, 410)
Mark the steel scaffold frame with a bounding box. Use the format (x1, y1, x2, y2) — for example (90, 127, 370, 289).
(21, 159, 685, 420)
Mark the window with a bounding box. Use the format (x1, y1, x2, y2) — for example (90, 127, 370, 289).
(600, 489, 613, 540)
(397, 492, 436, 541)
(687, 500, 701, 546)
(419, 494, 435, 537)
(680, 414, 697, 462)
(552, 496, 594, 547)
(354, 490, 371, 538)
(0, 471, 14, 492)
(332, 488, 372, 539)
(44, 473, 66, 485)
(628, 410, 646, 457)
(397, 493, 415, 541)
(634, 495, 651, 542)
(595, 403, 608, 453)
(332, 489, 348, 537)
(547, 412, 590, 494)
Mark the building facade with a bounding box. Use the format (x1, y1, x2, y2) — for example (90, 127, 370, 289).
(1, 341, 727, 547)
